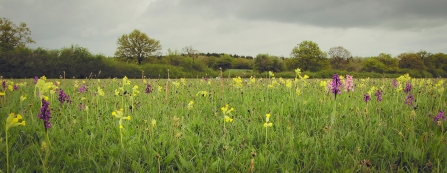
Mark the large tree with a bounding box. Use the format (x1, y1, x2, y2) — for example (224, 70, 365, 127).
(328, 46, 351, 70)
(0, 18, 35, 50)
(114, 29, 161, 65)
(291, 41, 329, 72)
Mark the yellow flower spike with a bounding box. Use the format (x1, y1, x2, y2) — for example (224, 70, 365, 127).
(112, 111, 117, 116)
(17, 114, 22, 120)
(119, 125, 123, 129)
(126, 116, 131, 120)
(21, 121, 26, 126)
(44, 96, 49, 101)
(0, 92, 4, 96)
(12, 118, 19, 123)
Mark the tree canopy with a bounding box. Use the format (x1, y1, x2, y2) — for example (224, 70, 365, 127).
(114, 29, 161, 65)
(291, 40, 329, 72)
(0, 17, 35, 50)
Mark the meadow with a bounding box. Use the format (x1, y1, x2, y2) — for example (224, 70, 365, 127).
(0, 72, 446, 172)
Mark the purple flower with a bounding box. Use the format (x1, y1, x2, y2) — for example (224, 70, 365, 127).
(53, 81, 59, 86)
(58, 89, 72, 104)
(13, 84, 18, 91)
(34, 76, 39, 84)
(404, 82, 412, 94)
(392, 79, 398, 87)
(37, 99, 52, 129)
(405, 94, 414, 107)
(375, 90, 382, 102)
(78, 84, 87, 93)
(363, 94, 371, 103)
(145, 84, 152, 94)
(344, 75, 354, 92)
(331, 74, 342, 99)
(78, 103, 86, 111)
(433, 110, 446, 123)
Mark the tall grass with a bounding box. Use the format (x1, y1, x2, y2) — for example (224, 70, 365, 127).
(0, 76, 446, 172)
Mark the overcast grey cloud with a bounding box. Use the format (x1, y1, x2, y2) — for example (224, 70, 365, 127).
(1, 0, 446, 58)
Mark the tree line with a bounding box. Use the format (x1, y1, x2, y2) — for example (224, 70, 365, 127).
(1, 17, 447, 79)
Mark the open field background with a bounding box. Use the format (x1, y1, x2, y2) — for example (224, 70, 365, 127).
(0, 75, 446, 172)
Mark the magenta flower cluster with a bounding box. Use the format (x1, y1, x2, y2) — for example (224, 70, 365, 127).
(404, 83, 412, 94)
(37, 99, 52, 129)
(58, 89, 72, 104)
(145, 84, 152, 94)
(405, 94, 414, 107)
(433, 111, 445, 123)
(78, 84, 87, 93)
(375, 90, 382, 102)
(331, 74, 342, 99)
(363, 94, 371, 103)
(344, 75, 354, 92)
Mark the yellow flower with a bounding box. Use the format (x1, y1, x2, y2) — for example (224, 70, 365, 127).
(0, 92, 4, 96)
(319, 80, 328, 88)
(266, 113, 270, 122)
(20, 95, 26, 102)
(126, 116, 131, 120)
(97, 87, 104, 96)
(187, 100, 194, 110)
(112, 111, 117, 116)
(5, 113, 25, 130)
(268, 71, 274, 77)
(224, 115, 233, 123)
(151, 119, 156, 127)
(44, 96, 49, 101)
(119, 125, 123, 129)
(303, 75, 309, 79)
(263, 123, 273, 128)
(221, 104, 234, 115)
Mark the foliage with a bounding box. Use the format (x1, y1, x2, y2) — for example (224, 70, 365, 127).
(114, 29, 162, 65)
(290, 40, 329, 72)
(0, 17, 35, 50)
(328, 46, 352, 70)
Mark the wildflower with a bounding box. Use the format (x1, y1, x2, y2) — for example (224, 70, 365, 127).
(37, 99, 52, 129)
(221, 104, 234, 115)
(344, 75, 354, 92)
(20, 95, 26, 102)
(187, 100, 194, 110)
(8, 85, 13, 91)
(196, 91, 209, 97)
(151, 119, 156, 127)
(112, 108, 130, 128)
(5, 113, 26, 130)
(363, 94, 371, 103)
(392, 79, 398, 87)
(331, 74, 342, 98)
(224, 115, 233, 123)
(132, 85, 139, 96)
(58, 89, 72, 104)
(268, 71, 274, 77)
(285, 79, 292, 88)
(97, 87, 104, 96)
(13, 84, 18, 91)
(34, 76, 39, 84)
(375, 90, 382, 102)
(320, 80, 328, 88)
(172, 81, 180, 88)
(78, 84, 87, 93)
(78, 103, 86, 111)
(232, 76, 243, 88)
(145, 83, 152, 93)
(404, 82, 412, 94)
(433, 111, 445, 123)
(405, 94, 414, 107)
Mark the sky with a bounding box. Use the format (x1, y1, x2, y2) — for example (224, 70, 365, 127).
(1, 0, 447, 58)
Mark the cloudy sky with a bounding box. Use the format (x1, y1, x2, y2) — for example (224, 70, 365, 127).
(1, 0, 446, 58)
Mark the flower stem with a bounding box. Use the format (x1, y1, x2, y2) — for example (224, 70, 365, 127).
(6, 128, 9, 173)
